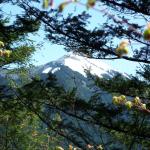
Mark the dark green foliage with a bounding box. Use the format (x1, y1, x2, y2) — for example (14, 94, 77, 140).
(12, 73, 149, 149)
(0, 2, 41, 67)
(94, 74, 150, 98)
(19, 0, 150, 149)
(1, 0, 150, 149)
(136, 65, 150, 82)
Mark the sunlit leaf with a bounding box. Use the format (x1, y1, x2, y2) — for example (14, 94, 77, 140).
(87, 0, 96, 8)
(42, 0, 49, 9)
(58, 2, 70, 12)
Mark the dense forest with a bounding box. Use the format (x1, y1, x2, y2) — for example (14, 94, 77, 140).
(0, 0, 150, 150)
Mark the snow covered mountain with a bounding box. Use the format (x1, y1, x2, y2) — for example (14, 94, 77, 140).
(0, 53, 125, 102)
(33, 53, 125, 103)
(41, 53, 117, 77)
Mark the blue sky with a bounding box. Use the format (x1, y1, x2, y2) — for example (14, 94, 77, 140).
(2, 0, 144, 75)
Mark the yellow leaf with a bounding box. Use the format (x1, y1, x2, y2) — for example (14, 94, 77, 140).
(119, 39, 129, 47)
(69, 144, 73, 150)
(43, 0, 49, 9)
(115, 47, 129, 57)
(0, 50, 3, 56)
(141, 103, 146, 109)
(55, 146, 64, 150)
(143, 29, 150, 41)
(87, 0, 96, 8)
(115, 40, 129, 57)
(119, 95, 127, 103)
(133, 97, 141, 105)
(97, 145, 103, 150)
(112, 96, 119, 105)
(3, 50, 12, 57)
(125, 101, 133, 109)
(0, 41, 4, 47)
(58, 2, 70, 12)
(143, 22, 150, 40)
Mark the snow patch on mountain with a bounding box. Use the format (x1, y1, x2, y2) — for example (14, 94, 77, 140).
(42, 53, 120, 78)
(42, 67, 61, 74)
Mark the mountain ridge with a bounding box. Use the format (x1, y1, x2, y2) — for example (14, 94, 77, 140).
(0, 53, 125, 102)
(33, 53, 124, 102)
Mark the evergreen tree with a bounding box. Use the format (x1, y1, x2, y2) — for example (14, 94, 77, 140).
(16, 0, 150, 149)
(1, 0, 150, 149)
(0, 1, 55, 149)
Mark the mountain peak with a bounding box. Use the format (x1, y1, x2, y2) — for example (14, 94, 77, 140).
(42, 53, 116, 77)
